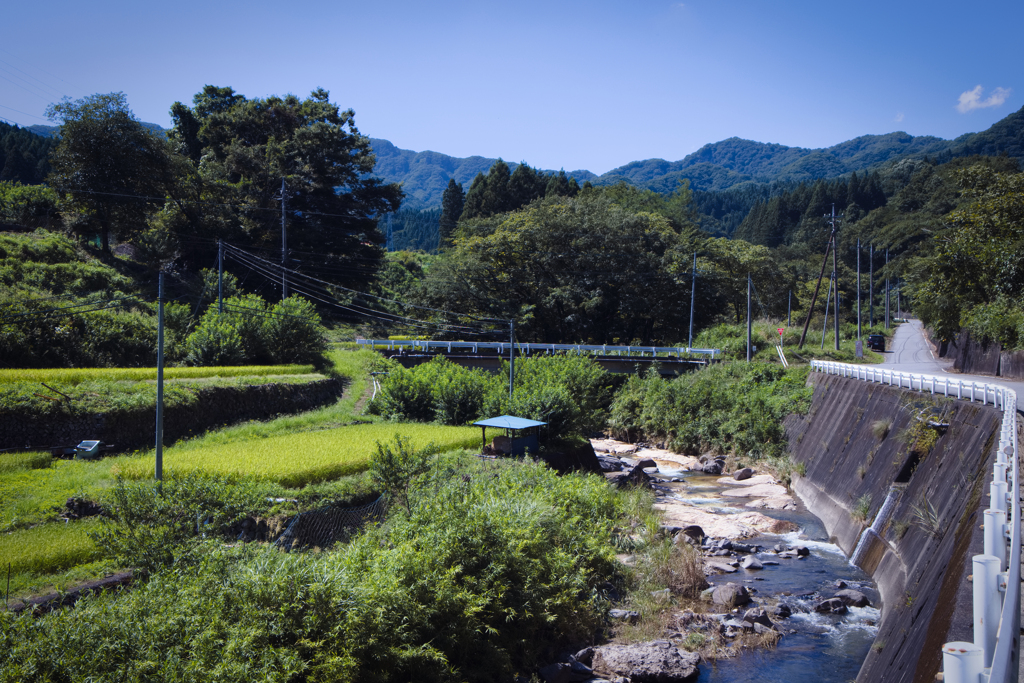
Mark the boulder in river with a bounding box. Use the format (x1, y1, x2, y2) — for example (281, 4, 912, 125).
(712, 582, 751, 608)
(814, 598, 848, 614)
(733, 467, 754, 480)
(740, 556, 763, 570)
(742, 607, 775, 629)
(585, 641, 700, 682)
(701, 460, 724, 475)
(771, 602, 793, 618)
(834, 589, 871, 607)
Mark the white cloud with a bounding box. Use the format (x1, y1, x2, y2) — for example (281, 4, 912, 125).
(956, 85, 1011, 113)
(894, 112, 904, 123)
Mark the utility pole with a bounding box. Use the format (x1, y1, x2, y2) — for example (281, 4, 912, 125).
(821, 273, 834, 349)
(746, 273, 752, 362)
(885, 249, 890, 329)
(798, 208, 840, 348)
(509, 319, 515, 400)
(856, 239, 861, 341)
(281, 178, 288, 300)
(688, 252, 696, 349)
(869, 243, 874, 328)
(218, 239, 224, 315)
(386, 213, 393, 252)
(829, 205, 840, 351)
(155, 271, 165, 491)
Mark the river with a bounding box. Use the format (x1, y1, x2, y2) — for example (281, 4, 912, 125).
(654, 464, 880, 683)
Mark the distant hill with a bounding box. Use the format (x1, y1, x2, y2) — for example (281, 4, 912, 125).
(371, 106, 1024, 208)
(369, 138, 596, 211)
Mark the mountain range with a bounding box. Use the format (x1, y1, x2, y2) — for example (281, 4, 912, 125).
(378, 105, 1024, 209)
(26, 106, 1024, 212)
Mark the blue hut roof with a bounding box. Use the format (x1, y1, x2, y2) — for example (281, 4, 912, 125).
(473, 415, 547, 429)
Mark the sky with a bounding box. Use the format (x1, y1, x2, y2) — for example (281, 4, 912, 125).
(1, 0, 1021, 175)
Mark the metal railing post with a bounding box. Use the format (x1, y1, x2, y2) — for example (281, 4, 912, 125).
(974, 554, 1001, 666)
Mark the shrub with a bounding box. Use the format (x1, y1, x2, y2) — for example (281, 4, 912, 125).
(262, 296, 327, 364)
(372, 354, 611, 439)
(183, 316, 246, 366)
(609, 362, 811, 459)
(184, 294, 326, 366)
(369, 434, 436, 511)
(0, 454, 627, 683)
(90, 473, 277, 576)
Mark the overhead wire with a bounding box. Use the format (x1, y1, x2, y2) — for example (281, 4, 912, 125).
(223, 242, 503, 325)
(222, 244, 502, 335)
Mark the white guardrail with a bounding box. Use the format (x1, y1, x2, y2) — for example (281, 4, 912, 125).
(357, 339, 721, 359)
(811, 361, 1020, 683)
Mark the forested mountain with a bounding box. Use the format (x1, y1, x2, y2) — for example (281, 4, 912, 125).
(1, 122, 56, 184)
(367, 106, 1024, 212)
(369, 138, 596, 211)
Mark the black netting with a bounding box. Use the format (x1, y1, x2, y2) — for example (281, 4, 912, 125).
(274, 495, 387, 551)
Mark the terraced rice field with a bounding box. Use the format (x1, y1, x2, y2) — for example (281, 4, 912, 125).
(118, 423, 481, 487)
(0, 365, 316, 385)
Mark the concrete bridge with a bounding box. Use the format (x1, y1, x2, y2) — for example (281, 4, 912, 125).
(357, 339, 719, 376)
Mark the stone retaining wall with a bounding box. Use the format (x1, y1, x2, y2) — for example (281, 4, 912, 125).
(785, 373, 1004, 683)
(0, 379, 345, 452)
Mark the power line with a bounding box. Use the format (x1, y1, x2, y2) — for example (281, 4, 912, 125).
(224, 243, 499, 324)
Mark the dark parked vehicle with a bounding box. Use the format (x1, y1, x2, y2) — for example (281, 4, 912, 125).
(867, 334, 885, 352)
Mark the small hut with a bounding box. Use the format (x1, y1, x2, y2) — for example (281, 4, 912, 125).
(473, 415, 546, 456)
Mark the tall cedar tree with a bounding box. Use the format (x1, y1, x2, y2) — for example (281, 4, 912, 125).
(163, 86, 403, 291)
(438, 179, 464, 248)
(47, 93, 175, 252)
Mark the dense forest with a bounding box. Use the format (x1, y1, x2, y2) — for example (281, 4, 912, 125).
(0, 121, 56, 185)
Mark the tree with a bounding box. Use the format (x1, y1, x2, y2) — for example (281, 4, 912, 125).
(910, 167, 1024, 339)
(46, 93, 174, 252)
(164, 86, 403, 289)
(419, 195, 706, 344)
(438, 179, 464, 248)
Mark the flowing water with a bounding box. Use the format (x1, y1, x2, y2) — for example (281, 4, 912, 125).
(652, 463, 879, 682)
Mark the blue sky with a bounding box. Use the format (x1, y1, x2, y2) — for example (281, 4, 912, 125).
(1, 0, 1020, 175)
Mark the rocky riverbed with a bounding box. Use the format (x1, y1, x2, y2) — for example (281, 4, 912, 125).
(535, 439, 881, 683)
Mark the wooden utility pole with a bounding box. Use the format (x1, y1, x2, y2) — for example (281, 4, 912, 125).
(218, 240, 224, 315)
(798, 233, 835, 348)
(856, 239, 861, 340)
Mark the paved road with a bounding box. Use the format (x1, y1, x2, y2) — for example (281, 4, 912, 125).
(880, 319, 1024, 399)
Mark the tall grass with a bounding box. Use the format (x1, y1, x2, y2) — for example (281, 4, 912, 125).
(695, 320, 890, 364)
(0, 455, 128, 531)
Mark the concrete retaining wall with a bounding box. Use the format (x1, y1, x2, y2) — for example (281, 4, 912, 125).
(785, 373, 1004, 683)
(931, 327, 1024, 380)
(0, 379, 345, 452)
